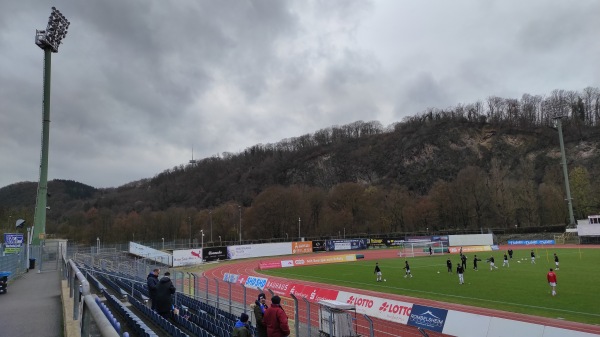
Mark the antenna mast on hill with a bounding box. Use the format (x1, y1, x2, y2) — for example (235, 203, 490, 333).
(189, 145, 197, 166)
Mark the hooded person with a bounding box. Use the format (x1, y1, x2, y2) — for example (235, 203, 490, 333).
(251, 293, 268, 337)
(263, 295, 290, 337)
(154, 271, 176, 319)
(146, 268, 160, 310)
(232, 312, 252, 337)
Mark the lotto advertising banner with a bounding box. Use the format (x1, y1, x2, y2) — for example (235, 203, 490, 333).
(325, 239, 368, 251)
(3, 233, 24, 254)
(407, 304, 448, 333)
(507, 240, 555, 245)
(129, 242, 173, 265)
(227, 242, 292, 260)
(292, 241, 313, 254)
(448, 246, 491, 254)
(203, 247, 227, 261)
(336, 291, 413, 324)
(172, 248, 203, 267)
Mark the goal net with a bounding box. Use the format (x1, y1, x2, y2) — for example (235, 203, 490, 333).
(398, 241, 445, 257)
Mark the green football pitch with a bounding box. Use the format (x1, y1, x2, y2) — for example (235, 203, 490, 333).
(260, 248, 600, 324)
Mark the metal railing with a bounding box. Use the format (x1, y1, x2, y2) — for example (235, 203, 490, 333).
(63, 257, 120, 337)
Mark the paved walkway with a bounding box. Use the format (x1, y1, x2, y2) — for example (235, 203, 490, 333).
(0, 269, 63, 337)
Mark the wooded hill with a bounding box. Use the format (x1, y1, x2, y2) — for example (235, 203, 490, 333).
(2, 88, 600, 245)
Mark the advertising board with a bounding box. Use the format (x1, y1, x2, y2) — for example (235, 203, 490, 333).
(335, 291, 413, 324)
(227, 242, 292, 259)
(407, 304, 448, 333)
(292, 241, 313, 254)
(3, 233, 24, 254)
(203, 246, 227, 261)
(507, 240, 555, 245)
(129, 242, 172, 265)
(172, 248, 203, 267)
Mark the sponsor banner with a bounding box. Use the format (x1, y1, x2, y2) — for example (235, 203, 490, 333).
(336, 291, 413, 324)
(3, 233, 24, 254)
(265, 279, 293, 295)
(237, 275, 248, 285)
(227, 242, 292, 260)
(507, 240, 555, 245)
(203, 247, 227, 261)
(282, 260, 294, 267)
(129, 242, 173, 266)
(449, 234, 493, 247)
(258, 261, 283, 270)
(292, 241, 313, 254)
(407, 304, 448, 333)
(382, 239, 405, 247)
(288, 284, 339, 301)
(325, 239, 368, 251)
(223, 273, 230, 282)
(448, 246, 491, 254)
(491, 245, 500, 251)
(225, 273, 239, 283)
(312, 240, 326, 252)
(244, 276, 268, 290)
(301, 254, 356, 266)
(173, 248, 203, 267)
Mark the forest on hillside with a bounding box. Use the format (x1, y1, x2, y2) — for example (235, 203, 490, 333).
(1, 87, 600, 245)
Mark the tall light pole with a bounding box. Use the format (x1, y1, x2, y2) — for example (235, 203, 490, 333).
(209, 211, 213, 243)
(162, 237, 164, 250)
(96, 237, 100, 254)
(298, 217, 301, 241)
(188, 217, 192, 248)
(554, 117, 576, 226)
(238, 206, 242, 244)
(32, 7, 70, 245)
(219, 235, 222, 246)
(201, 230, 204, 250)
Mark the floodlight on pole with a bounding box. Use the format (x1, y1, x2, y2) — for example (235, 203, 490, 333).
(238, 206, 242, 244)
(32, 7, 70, 245)
(554, 116, 576, 226)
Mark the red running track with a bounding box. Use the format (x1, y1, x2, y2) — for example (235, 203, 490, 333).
(204, 246, 600, 336)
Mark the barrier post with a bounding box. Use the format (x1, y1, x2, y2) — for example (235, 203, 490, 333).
(363, 314, 374, 337)
(290, 293, 300, 337)
(228, 280, 232, 314)
(301, 297, 311, 337)
(214, 277, 220, 310)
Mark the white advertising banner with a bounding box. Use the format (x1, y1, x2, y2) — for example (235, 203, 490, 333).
(335, 291, 413, 324)
(172, 248, 204, 267)
(449, 234, 493, 247)
(227, 242, 292, 260)
(128, 242, 172, 266)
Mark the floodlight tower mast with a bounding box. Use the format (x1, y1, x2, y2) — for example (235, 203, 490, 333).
(32, 7, 70, 245)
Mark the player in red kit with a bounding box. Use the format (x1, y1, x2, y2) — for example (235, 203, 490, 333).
(547, 268, 557, 296)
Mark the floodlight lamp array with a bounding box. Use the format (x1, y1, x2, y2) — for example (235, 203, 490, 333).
(35, 7, 70, 52)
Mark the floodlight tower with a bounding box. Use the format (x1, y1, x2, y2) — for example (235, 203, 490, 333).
(32, 7, 70, 245)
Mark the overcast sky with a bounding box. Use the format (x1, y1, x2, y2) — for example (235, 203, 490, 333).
(1, 0, 599, 189)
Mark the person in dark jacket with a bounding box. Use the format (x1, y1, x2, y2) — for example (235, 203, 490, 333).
(155, 272, 176, 319)
(146, 268, 160, 310)
(263, 295, 290, 337)
(232, 313, 252, 337)
(252, 293, 268, 337)
(446, 259, 452, 273)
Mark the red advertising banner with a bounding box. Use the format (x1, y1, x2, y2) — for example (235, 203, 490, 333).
(258, 261, 282, 270)
(292, 241, 313, 254)
(288, 283, 339, 301)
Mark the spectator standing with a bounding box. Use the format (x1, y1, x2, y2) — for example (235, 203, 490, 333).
(502, 253, 509, 267)
(263, 295, 290, 337)
(252, 293, 268, 337)
(429, 246, 433, 255)
(554, 253, 559, 270)
(146, 268, 160, 310)
(473, 255, 481, 271)
(232, 313, 252, 337)
(374, 262, 383, 282)
(155, 272, 176, 319)
(531, 250, 536, 264)
(547, 268, 558, 296)
(457, 263, 465, 284)
(404, 261, 413, 278)
(446, 259, 452, 273)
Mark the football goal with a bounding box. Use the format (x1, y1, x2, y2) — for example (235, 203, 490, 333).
(398, 241, 446, 257)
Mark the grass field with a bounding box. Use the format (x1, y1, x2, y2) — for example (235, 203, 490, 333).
(260, 248, 600, 324)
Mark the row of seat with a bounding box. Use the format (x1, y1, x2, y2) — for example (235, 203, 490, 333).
(128, 294, 189, 337)
(94, 297, 122, 334)
(103, 290, 158, 337)
(98, 274, 128, 299)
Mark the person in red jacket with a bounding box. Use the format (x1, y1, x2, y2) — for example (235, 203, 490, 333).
(263, 295, 290, 337)
(547, 268, 557, 296)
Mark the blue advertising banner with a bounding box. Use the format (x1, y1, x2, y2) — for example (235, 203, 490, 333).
(325, 239, 368, 251)
(244, 276, 268, 289)
(507, 240, 555, 245)
(407, 304, 448, 333)
(3, 233, 24, 254)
